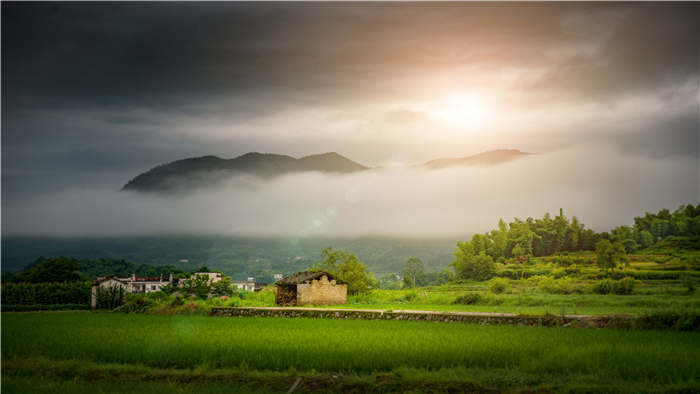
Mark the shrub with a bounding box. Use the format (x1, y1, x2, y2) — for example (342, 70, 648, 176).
(489, 278, 509, 294)
(96, 284, 125, 309)
(349, 292, 377, 304)
(1, 304, 90, 312)
(593, 279, 614, 294)
(452, 293, 481, 305)
(1, 281, 91, 306)
(613, 277, 637, 295)
(537, 276, 558, 294)
(114, 295, 155, 313)
(681, 275, 696, 294)
(402, 290, 418, 302)
(535, 277, 583, 294)
(170, 296, 185, 307)
(556, 277, 583, 294)
(637, 311, 700, 331)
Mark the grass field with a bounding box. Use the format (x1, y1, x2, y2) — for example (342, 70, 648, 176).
(2, 312, 699, 392)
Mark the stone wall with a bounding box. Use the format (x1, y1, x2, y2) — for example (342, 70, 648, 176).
(295, 275, 347, 305)
(210, 307, 643, 329)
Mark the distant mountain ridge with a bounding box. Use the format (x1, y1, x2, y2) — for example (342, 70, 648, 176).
(424, 149, 530, 169)
(122, 152, 369, 192)
(123, 149, 530, 193)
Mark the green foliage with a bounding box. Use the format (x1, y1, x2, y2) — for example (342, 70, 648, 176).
(6, 257, 84, 283)
(489, 278, 509, 294)
(451, 245, 496, 281)
(95, 284, 125, 309)
(595, 240, 628, 273)
(452, 293, 482, 305)
(612, 277, 637, 295)
(182, 274, 213, 299)
(1, 304, 90, 311)
(637, 310, 700, 331)
(592, 279, 614, 295)
(402, 258, 424, 288)
(1, 281, 91, 305)
(316, 247, 377, 294)
(114, 294, 156, 313)
(535, 277, 582, 294)
(211, 277, 234, 297)
(681, 275, 696, 294)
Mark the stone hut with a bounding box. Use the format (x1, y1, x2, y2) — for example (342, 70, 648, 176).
(275, 271, 347, 306)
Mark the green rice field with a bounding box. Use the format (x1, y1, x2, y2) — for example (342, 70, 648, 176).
(2, 312, 699, 392)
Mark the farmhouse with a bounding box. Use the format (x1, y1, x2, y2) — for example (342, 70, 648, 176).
(274, 271, 347, 306)
(191, 272, 222, 284)
(91, 273, 173, 308)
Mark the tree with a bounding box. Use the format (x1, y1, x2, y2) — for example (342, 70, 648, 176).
(9, 257, 84, 283)
(451, 242, 496, 281)
(211, 276, 233, 297)
(595, 240, 628, 274)
(183, 274, 212, 299)
(402, 258, 424, 288)
(639, 230, 655, 248)
(511, 244, 525, 260)
(316, 247, 377, 294)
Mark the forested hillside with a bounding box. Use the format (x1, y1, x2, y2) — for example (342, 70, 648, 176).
(461, 205, 700, 261)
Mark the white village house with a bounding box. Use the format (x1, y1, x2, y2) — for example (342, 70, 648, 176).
(91, 274, 173, 308)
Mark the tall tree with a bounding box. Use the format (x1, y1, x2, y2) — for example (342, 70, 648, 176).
(595, 240, 628, 274)
(316, 247, 376, 294)
(402, 258, 424, 288)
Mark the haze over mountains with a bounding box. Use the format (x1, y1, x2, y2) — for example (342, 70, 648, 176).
(123, 149, 529, 193)
(424, 149, 530, 170)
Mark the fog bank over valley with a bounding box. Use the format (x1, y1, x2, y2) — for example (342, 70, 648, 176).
(4, 144, 696, 238)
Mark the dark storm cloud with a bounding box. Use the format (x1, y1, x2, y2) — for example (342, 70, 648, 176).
(4, 2, 696, 112)
(526, 3, 699, 103)
(1, 2, 698, 229)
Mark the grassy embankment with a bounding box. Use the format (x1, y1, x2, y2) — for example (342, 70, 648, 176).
(204, 252, 700, 316)
(2, 312, 699, 392)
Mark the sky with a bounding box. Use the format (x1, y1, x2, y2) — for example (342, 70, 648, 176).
(2, 2, 698, 237)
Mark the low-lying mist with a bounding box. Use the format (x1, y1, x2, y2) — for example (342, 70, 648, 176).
(4, 145, 696, 237)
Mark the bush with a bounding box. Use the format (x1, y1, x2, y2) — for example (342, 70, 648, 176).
(681, 275, 696, 294)
(114, 295, 155, 313)
(537, 276, 558, 294)
(637, 311, 700, 331)
(592, 279, 614, 294)
(536, 277, 583, 294)
(402, 290, 419, 302)
(1, 304, 90, 312)
(613, 277, 637, 295)
(1, 281, 91, 306)
(452, 293, 481, 305)
(489, 278, 509, 294)
(170, 296, 185, 307)
(96, 284, 125, 309)
(349, 292, 377, 304)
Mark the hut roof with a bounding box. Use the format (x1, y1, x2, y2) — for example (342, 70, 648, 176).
(275, 271, 338, 285)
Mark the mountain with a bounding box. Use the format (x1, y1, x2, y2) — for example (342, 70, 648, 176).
(424, 149, 530, 169)
(122, 152, 369, 192)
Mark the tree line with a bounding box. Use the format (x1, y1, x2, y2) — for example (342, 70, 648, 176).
(2, 257, 190, 284)
(450, 204, 699, 281)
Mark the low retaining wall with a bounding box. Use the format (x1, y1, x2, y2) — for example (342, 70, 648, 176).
(210, 307, 639, 329)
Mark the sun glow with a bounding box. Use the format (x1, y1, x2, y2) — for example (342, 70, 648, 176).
(429, 93, 492, 128)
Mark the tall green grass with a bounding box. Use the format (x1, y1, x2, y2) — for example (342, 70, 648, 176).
(2, 312, 698, 383)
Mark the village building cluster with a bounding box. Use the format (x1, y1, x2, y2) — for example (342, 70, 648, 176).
(92, 269, 347, 308)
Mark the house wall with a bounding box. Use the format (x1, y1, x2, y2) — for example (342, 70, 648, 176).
(99, 279, 127, 291)
(296, 275, 347, 305)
